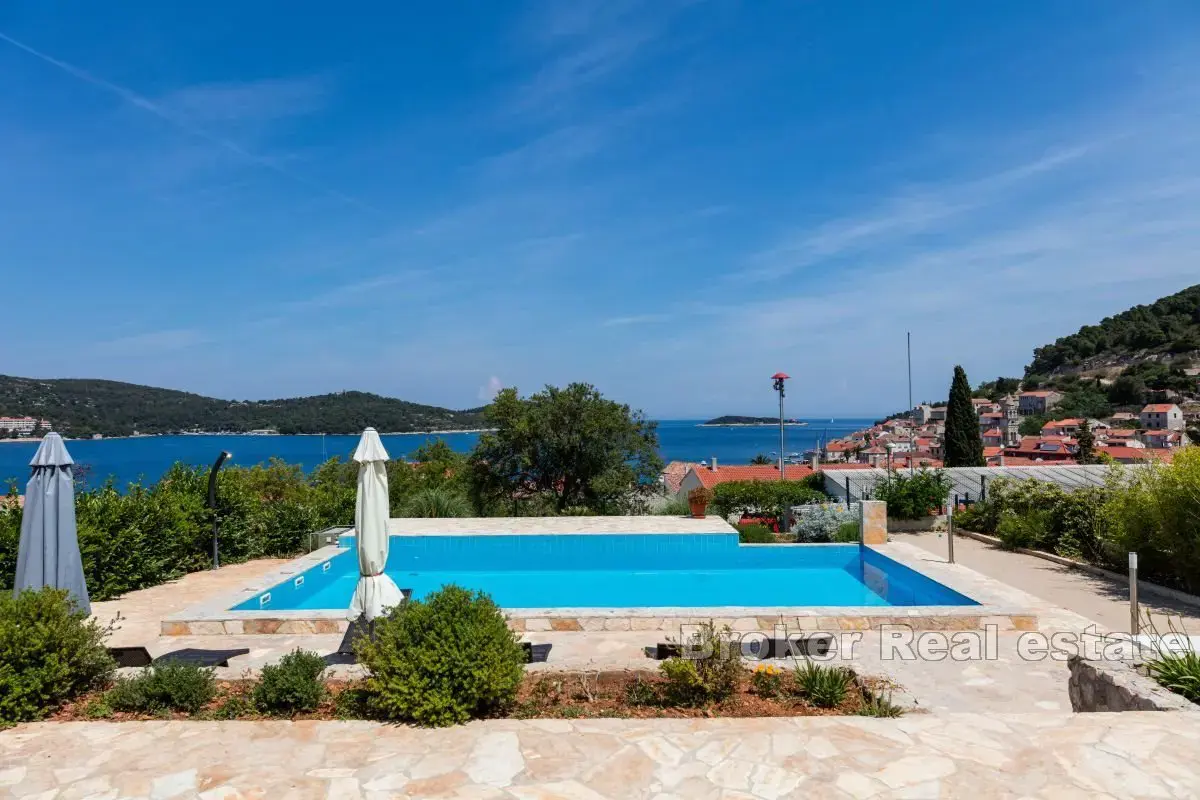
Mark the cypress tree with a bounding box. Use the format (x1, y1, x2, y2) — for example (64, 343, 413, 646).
(1076, 418, 1096, 464)
(944, 365, 985, 467)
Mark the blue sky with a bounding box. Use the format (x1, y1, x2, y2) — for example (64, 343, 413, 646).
(2, 2, 1199, 418)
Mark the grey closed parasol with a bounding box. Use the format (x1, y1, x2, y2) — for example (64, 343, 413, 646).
(13, 432, 90, 613)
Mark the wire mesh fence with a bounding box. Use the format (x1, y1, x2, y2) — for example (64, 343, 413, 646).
(821, 464, 1121, 505)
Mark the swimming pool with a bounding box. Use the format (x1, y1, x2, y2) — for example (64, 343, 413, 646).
(234, 534, 978, 611)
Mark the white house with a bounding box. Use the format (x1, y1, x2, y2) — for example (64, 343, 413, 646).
(1140, 403, 1184, 431)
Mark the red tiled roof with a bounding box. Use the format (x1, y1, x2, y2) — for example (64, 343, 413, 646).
(690, 464, 814, 488)
(1101, 447, 1174, 462)
(1142, 404, 1177, 413)
(983, 428, 1004, 437)
(661, 461, 700, 494)
(1021, 391, 1057, 398)
(820, 463, 876, 471)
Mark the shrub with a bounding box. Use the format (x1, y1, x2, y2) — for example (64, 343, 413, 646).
(792, 503, 858, 543)
(254, 649, 327, 714)
(952, 501, 996, 534)
(0, 588, 115, 725)
(856, 691, 904, 717)
(210, 693, 256, 720)
(1102, 449, 1200, 591)
(356, 585, 525, 726)
(687, 487, 714, 506)
(624, 676, 659, 706)
(996, 510, 1052, 551)
(659, 621, 742, 707)
(1147, 651, 1200, 704)
(737, 523, 776, 544)
(833, 521, 861, 543)
(793, 661, 853, 708)
(653, 497, 691, 516)
(401, 487, 471, 518)
(872, 470, 951, 520)
(711, 481, 824, 520)
(750, 663, 786, 698)
(107, 662, 216, 714)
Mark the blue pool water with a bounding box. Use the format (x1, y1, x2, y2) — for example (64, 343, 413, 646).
(235, 534, 978, 611)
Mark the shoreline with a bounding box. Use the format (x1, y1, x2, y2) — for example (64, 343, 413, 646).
(0, 428, 496, 444)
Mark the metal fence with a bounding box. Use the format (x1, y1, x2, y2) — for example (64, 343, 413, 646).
(822, 464, 1122, 505)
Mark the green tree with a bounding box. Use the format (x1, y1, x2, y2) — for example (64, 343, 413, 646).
(468, 383, 662, 514)
(1076, 418, 1097, 464)
(1019, 414, 1049, 437)
(749, 453, 772, 465)
(1107, 374, 1146, 407)
(944, 366, 985, 467)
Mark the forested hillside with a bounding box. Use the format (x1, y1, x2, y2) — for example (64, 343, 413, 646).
(0, 376, 486, 437)
(1026, 284, 1200, 376)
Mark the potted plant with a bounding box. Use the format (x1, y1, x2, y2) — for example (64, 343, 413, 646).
(687, 487, 714, 519)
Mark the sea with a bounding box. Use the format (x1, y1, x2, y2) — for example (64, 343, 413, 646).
(0, 418, 876, 489)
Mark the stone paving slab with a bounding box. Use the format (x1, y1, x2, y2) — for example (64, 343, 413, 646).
(3, 712, 1199, 798)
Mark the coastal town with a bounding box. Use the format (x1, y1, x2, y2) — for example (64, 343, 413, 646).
(664, 392, 1199, 499)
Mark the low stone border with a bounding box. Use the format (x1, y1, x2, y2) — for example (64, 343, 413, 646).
(955, 529, 1200, 611)
(1067, 654, 1199, 713)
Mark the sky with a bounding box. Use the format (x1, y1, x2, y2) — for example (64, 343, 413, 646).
(2, 2, 1200, 419)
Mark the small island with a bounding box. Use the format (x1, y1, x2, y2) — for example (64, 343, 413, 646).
(700, 416, 809, 427)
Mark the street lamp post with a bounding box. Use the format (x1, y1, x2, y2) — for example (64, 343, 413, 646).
(771, 373, 789, 480)
(207, 451, 232, 569)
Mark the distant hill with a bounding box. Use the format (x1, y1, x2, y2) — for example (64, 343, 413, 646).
(0, 376, 488, 437)
(1026, 284, 1200, 378)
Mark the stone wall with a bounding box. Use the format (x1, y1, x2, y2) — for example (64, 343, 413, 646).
(1067, 655, 1199, 713)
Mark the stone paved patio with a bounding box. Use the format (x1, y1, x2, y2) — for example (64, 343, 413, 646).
(3, 712, 1199, 798)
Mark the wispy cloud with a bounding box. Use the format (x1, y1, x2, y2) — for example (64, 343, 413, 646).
(0, 29, 380, 216)
(155, 76, 331, 125)
(478, 375, 504, 402)
(602, 313, 672, 327)
(92, 328, 209, 356)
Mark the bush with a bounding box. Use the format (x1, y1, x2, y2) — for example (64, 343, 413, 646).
(872, 470, 951, 519)
(401, 487, 471, 518)
(1147, 651, 1200, 704)
(0, 589, 115, 724)
(357, 585, 525, 726)
(750, 663, 786, 698)
(107, 662, 216, 714)
(973, 478, 1111, 562)
(737, 523, 776, 543)
(996, 510, 1051, 550)
(653, 497, 691, 516)
(793, 661, 853, 708)
(659, 621, 742, 707)
(254, 649, 327, 714)
(711, 481, 824, 520)
(687, 487, 714, 506)
(833, 521, 861, 543)
(792, 503, 858, 543)
(1102, 449, 1200, 591)
(856, 692, 904, 717)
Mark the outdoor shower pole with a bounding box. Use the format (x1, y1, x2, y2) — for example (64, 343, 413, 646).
(207, 451, 232, 569)
(1129, 552, 1140, 636)
(906, 331, 914, 476)
(946, 495, 955, 563)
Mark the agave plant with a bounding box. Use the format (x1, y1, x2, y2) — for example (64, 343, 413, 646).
(793, 660, 854, 708)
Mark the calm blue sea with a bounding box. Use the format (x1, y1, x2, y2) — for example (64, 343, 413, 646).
(0, 418, 875, 488)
